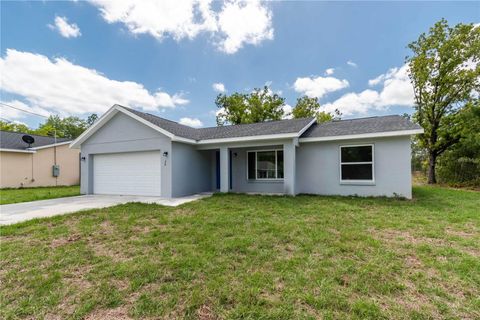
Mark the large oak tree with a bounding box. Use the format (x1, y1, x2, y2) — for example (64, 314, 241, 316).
(215, 86, 285, 125)
(407, 19, 479, 183)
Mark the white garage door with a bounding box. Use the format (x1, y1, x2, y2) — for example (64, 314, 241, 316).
(93, 151, 161, 196)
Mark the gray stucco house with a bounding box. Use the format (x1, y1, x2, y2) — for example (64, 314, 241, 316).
(71, 104, 423, 199)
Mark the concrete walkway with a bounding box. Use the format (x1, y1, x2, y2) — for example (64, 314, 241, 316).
(0, 193, 211, 225)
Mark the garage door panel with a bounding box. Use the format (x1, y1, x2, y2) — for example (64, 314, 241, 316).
(93, 151, 161, 196)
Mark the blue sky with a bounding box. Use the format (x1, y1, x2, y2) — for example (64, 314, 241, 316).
(1, 1, 478, 128)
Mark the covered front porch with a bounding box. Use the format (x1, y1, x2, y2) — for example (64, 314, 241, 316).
(200, 139, 298, 195)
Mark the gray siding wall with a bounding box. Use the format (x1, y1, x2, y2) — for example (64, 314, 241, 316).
(171, 142, 212, 197)
(296, 136, 412, 198)
(80, 112, 172, 197)
(230, 145, 284, 194)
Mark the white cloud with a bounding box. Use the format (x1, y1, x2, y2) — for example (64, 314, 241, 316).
(368, 74, 385, 86)
(0, 49, 189, 117)
(179, 117, 203, 128)
(48, 16, 81, 38)
(214, 107, 226, 121)
(216, 0, 273, 54)
(212, 82, 226, 93)
(293, 76, 349, 98)
(322, 64, 414, 116)
(325, 68, 335, 75)
(347, 60, 357, 67)
(281, 104, 293, 119)
(322, 90, 380, 115)
(88, 0, 273, 54)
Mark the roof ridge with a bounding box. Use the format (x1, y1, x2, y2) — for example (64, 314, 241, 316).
(331, 115, 402, 122)
(118, 104, 315, 131)
(0, 130, 69, 139)
(198, 116, 315, 130)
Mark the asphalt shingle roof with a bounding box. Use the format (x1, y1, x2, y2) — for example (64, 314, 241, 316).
(300, 115, 422, 138)
(0, 131, 70, 150)
(124, 107, 199, 140)
(122, 105, 314, 141)
(121, 106, 421, 142)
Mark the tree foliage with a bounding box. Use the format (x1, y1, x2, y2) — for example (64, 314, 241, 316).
(437, 101, 480, 186)
(291, 96, 341, 123)
(215, 86, 285, 125)
(0, 113, 98, 139)
(407, 19, 480, 183)
(216, 89, 341, 126)
(0, 121, 32, 134)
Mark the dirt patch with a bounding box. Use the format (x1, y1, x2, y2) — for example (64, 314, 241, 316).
(89, 240, 131, 262)
(375, 228, 480, 258)
(388, 280, 439, 317)
(50, 234, 81, 248)
(84, 305, 132, 320)
(98, 220, 116, 235)
(197, 304, 218, 320)
(275, 243, 297, 259)
(372, 228, 478, 318)
(445, 227, 477, 238)
(173, 208, 197, 216)
(375, 229, 448, 246)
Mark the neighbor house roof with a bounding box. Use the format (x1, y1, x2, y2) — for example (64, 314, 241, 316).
(300, 115, 422, 141)
(0, 131, 71, 151)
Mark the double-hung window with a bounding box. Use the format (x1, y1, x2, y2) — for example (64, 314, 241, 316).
(340, 144, 374, 183)
(247, 150, 284, 180)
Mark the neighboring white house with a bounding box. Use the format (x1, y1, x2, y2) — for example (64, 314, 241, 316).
(70, 104, 423, 199)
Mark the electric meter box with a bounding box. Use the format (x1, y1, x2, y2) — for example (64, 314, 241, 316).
(52, 165, 60, 177)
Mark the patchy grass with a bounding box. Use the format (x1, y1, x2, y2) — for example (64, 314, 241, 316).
(0, 185, 80, 205)
(0, 186, 479, 319)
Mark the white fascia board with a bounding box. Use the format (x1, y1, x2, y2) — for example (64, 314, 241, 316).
(29, 141, 72, 150)
(299, 128, 424, 143)
(297, 118, 316, 137)
(70, 105, 120, 149)
(0, 148, 36, 153)
(196, 139, 290, 150)
(196, 133, 298, 145)
(171, 135, 197, 144)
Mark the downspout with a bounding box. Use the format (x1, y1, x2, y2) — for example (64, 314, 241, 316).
(54, 128, 58, 186)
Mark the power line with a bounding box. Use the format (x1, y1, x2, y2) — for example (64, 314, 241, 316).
(0, 102, 57, 141)
(0, 102, 49, 118)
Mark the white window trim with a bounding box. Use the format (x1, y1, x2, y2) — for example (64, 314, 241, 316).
(247, 149, 284, 181)
(339, 144, 375, 184)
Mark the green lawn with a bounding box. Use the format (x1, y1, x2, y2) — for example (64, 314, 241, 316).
(1, 186, 479, 319)
(0, 186, 80, 205)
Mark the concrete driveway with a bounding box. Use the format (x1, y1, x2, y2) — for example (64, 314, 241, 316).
(0, 193, 211, 225)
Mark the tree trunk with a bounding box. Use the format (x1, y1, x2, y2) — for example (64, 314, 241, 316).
(428, 152, 437, 184)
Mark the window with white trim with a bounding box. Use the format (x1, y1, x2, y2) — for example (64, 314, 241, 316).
(247, 150, 284, 180)
(340, 144, 374, 182)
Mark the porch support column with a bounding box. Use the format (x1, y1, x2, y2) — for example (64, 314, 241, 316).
(219, 146, 230, 193)
(283, 139, 297, 195)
